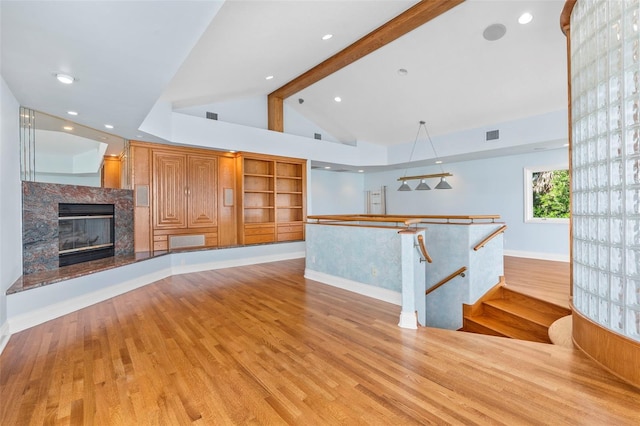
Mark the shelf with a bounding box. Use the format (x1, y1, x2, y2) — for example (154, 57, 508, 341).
(244, 175, 273, 192)
(276, 162, 303, 178)
(241, 155, 305, 241)
(244, 158, 274, 175)
(244, 173, 274, 178)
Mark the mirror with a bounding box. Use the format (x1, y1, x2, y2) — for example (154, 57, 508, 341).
(20, 108, 127, 188)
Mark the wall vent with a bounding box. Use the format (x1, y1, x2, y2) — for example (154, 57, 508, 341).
(314, 133, 322, 140)
(206, 111, 218, 120)
(486, 129, 499, 141)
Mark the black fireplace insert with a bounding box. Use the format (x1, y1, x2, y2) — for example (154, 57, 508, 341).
(58, 203, 115, 267)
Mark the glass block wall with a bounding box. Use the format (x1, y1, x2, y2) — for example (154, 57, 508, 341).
(571, 0, 640, 342)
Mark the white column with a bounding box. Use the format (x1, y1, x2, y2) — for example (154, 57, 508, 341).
(398, 230, 425, 329)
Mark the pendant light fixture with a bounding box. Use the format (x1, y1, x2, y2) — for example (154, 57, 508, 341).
(397, 120, 453, 191)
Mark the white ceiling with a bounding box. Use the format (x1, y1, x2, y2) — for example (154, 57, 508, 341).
(1, 0, 568, 165)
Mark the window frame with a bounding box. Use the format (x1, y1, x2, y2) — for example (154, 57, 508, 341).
(523, 164, 570, 224)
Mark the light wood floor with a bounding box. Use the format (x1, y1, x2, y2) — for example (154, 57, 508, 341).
(2, 258, 639, 425)
(504, 255, 571, 308)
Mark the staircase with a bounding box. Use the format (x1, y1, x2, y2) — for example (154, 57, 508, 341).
(462, 283, 571, 344)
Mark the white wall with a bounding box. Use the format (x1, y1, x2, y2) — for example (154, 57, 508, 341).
(174, 95, 343, 144)
(309, 169, 364, 215)
(0, 76, 23, 349)
(365, 148, 570, 260)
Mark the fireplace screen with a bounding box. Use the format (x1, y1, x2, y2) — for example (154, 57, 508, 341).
(59, 203, 115, 266)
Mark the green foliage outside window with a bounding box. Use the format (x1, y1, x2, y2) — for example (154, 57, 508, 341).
(532, 170, 570, 219)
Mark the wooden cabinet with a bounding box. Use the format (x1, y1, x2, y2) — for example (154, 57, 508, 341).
(153, 152, 218, 229)
(152, 150, 218, 250)
(130, 141, 304, 252)
(131, 141, 236, 253)
(239, 155, 306, 244)
(153, 151, 188, 229)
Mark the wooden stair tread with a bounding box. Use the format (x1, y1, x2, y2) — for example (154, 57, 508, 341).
(502, 287, 571, 316)
(483, 299, 563, 327)
(464, 315, 551, 343)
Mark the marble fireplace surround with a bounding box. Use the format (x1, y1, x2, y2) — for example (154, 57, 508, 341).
(22, 181, 134, 275)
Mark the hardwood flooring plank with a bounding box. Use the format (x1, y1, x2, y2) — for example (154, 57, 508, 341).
(504, 256, 570, 308)
(2, 258, 639, 425)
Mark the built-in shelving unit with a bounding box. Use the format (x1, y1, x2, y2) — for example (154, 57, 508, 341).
(239, 155, 306, 244)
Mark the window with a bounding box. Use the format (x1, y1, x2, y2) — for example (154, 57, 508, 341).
(524, 165, 570, 223)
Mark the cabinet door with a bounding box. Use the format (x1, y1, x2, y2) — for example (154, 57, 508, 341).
(153, 152, 187, 229)
(188, 155, 217, 227)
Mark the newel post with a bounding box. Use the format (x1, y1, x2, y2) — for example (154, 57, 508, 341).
(398, 229, 426, 329)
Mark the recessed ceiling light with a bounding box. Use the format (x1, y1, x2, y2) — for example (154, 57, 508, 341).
(265, 75, 274, 80)
(104, 124, 114, 129)
(324, 166, 331, 169)
(136, 134, 143, 138)
(397, 68, 408, 76)
(563, 143, 569, 147)
(358, 170, 364, 173)
(63, 126, 73, 131)
(56, 73, 75, 84)
(518, 12, 533, 25)
(67, 111, 78, 116)
(334, 97, 342, 103)
(322, 34, 333, 40)
(229, 150, 236, 153)
(435, 160, 443, 164)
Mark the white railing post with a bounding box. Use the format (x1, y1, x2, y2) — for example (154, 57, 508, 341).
(398, 229, 426, 329)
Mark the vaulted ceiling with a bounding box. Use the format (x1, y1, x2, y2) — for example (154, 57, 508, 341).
(1, 0, 568, 155)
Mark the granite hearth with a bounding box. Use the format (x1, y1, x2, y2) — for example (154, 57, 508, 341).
(22, 181, 134, 274)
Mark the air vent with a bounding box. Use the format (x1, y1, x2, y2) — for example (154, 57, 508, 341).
(486, 129, 499, 141)
(314, 133, 322, 140)
(206, 112, 218, 120)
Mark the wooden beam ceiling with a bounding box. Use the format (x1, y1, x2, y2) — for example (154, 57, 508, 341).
(267, 0, 466, 132)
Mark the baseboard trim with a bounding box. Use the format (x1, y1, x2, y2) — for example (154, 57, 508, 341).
(8, 267, 172, 334)
(304, 269, 401, 306)
(0, 321, 10, 356)
(504, 250, 569, 262)
(172, 251, 305, 275)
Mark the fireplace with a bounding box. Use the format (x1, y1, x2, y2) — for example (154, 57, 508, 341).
(58, 203, 115, 267)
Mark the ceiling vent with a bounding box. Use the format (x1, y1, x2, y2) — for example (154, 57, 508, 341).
(486, 129, 499, 141)
(314, 133, 322, 140)
(206, 111, 218, 120)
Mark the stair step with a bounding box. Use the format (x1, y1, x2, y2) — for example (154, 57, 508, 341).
(483, 299, 562, 327)
(461, 319, 506, 338)
(463, 315, 551, 343)
(482, 300, 556, 342)
(502, 288, 571, 317)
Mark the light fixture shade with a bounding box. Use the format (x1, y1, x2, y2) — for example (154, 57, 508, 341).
(415, 179, 431, 190)
(398, 181, 412, 191)
(435, 177, 452, 189)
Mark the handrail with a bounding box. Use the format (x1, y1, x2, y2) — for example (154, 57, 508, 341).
(416, 234, 432, 263)
(426, 266, 467, 295)
(473, 225, 507, 251)
(308, 214, 501, 223)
